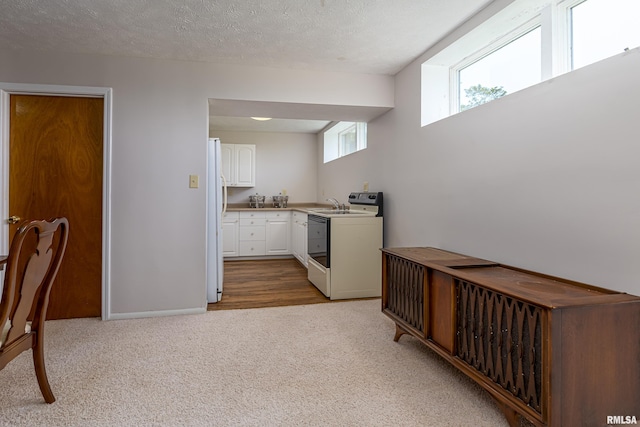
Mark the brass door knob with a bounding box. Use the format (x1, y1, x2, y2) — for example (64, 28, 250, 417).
(7, 216, 21, 224)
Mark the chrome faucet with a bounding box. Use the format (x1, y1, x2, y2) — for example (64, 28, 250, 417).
(326, 198, 341, 210)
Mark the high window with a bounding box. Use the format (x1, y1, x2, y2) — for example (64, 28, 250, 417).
(421, 0, 640, 126)
(458, 27, 542, 112)
(570, 0, 640, 70)
(323, 122, 367, 163)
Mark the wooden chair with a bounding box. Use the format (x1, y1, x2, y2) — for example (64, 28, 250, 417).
(0, 217, 69, 403)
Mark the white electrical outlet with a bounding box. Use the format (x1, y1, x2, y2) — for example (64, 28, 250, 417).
(189, 175, 199, 188)
(363, 181, 369, 192)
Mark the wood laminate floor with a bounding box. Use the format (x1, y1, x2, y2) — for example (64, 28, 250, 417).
(207, 258, 331, 310)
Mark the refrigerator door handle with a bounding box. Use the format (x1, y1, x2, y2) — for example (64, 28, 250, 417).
(221, 173, 228, 216)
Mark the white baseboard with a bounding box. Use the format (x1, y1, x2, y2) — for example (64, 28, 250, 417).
(107, 307, 206, 320)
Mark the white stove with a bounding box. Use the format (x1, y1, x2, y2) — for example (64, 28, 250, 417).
(307, 192, 383, 300)
(308, 192, 383, 217)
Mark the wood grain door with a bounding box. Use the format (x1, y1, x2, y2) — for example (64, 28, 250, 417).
(9, 95, 103, 319)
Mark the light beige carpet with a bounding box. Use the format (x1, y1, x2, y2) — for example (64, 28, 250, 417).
(0, 300, 508, 426)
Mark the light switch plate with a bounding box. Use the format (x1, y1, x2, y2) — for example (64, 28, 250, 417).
(189, 174, 199, 188)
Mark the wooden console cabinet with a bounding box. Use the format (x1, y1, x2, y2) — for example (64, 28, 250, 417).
(381, 247, 640, 427)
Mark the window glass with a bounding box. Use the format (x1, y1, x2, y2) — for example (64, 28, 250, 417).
(339, 124, 357, 156)
(571, 0, 640, 69)
(323, 122, 367, 163)
(459, 27, 542, 111)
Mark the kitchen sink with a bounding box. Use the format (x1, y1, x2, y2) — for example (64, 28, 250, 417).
(308, 209, 370, 215)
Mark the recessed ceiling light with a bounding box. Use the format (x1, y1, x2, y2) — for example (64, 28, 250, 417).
(250, 117, 272, 121)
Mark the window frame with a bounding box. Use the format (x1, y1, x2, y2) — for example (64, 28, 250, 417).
(338, 123, 357, 157)
(450, 20, 543, 113)
(420, 0, 638, 126)
(323, 121, 368, 163)
(566, 0, 639, 71)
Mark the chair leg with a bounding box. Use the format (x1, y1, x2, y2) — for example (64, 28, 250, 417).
(33, 337, 55, 403)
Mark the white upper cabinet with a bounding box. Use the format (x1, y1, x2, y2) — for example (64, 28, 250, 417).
(221, 143, 255, 187)
(235, 145, 255, 187)
(220, 144, 235, 186)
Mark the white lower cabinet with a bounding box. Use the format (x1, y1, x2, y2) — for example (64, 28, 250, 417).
(239, 211, 266, 256)
(223, 210, 304, 261)
(291, 211, 308, 267)
(222, 212, 239, 257)
(265, 211, 291, 255)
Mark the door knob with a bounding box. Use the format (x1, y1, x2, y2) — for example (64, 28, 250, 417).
(7, 215, 21, 224)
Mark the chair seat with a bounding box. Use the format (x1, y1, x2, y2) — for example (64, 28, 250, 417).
(1, 320, 31, 346)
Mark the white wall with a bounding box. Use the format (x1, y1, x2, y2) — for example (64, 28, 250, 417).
(212, 130, 317, 204)
(0, 48, 393, 318)
(319, 43, 640, 295)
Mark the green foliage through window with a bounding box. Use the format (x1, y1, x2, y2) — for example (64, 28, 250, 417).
(460, 85, 507, 111)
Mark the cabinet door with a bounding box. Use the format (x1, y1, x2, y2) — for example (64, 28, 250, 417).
(222, 219, 239, 257)
(294, 214, 308, 266)
(266, 218, 290, 255)
(235, 144, 255, 187)
(291, 215, 304, 263)
(220, 144, 235, 186)
(429, 270, 455, 354)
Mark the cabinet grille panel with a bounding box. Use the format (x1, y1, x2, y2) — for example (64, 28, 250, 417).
(385, 255, 424, 334)
(456, 280, 542, 414)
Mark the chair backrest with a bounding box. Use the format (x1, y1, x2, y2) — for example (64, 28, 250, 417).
(0, 218, 69, 349)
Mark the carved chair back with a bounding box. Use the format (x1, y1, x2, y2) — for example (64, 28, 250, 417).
(0, 217, 69, 403)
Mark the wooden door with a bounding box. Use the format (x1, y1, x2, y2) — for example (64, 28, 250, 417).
(9, 95, 103, 319)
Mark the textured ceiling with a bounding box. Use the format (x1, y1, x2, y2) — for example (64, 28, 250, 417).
(207, 99, 391, 133)
(0, 0, 491, 76)
(1, 0, 492, 133)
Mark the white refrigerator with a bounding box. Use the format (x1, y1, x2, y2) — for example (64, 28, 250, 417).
(207, 138, 227, 303)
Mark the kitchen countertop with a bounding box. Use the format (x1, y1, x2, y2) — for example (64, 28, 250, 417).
(225, 203, 332, 213)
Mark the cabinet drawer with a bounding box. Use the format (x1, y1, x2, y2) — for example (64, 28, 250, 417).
(292, 211, 308, 222)
(265, 211, 290, 220)
(239, 226, 266, 241)
(239, 240, 266, 256)
(240, 211, 265, 219)
(240, 218, 266, 226)
(223, 212, 239, 221)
